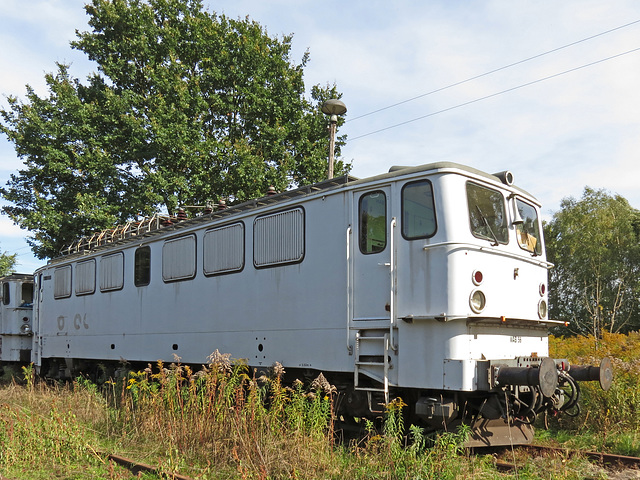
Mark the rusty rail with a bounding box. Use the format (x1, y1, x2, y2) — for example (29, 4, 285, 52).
(492, 444, 640, 471)
(108, 453, 195, 480)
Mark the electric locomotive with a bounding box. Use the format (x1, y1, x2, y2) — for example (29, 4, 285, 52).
(2, 162, 612, 446)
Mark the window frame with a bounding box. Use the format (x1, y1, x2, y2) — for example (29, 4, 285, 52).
(358, 190, 387, 255)
(203, 222, 245, 276)
(401, 179, 437, 240)
(134, 246, 151, 287)
(75, 259, 96, 296)
(1, 282, 9, 305)
(100, 252, 125, 292)
(54, 265, 73, 299)
(253, 207, 305, 269)
(515, 198, 543, 256)
(466, 181, 509, 245)
(162, 234, 197, 283)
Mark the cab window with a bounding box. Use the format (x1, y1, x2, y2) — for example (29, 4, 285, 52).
(359, 191, 387, 254)
(516, 199, 542, 255)
(402, 180, 436, 239)
(467, 182, 508, 244)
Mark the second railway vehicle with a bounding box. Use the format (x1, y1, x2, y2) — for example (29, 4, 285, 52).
(1, 162, 612, 446)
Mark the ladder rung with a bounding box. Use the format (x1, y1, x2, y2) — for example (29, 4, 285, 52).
(355, 361, 385, 366)
(355, 386, 387, 393)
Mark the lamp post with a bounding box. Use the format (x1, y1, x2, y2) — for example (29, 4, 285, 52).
(321, 99, 347, 179)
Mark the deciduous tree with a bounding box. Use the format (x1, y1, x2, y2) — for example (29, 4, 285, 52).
(0, 245, 17, 276)
(544, 187, 640, 336)
(1, 0, 348, 259)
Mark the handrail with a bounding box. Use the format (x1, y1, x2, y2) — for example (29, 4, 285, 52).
(422, 241, 554, 269)
(346, 226, 353, 354)
(389, 217, 397, 351)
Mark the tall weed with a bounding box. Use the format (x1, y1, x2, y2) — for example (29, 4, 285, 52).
(548, 332, 640, 453)
(100, 352, 337, 479)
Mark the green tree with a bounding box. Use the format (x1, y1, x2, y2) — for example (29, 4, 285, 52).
(0, 245, 17, 276)
(1, 0, 348, 259)
(544, 187, 640, 336)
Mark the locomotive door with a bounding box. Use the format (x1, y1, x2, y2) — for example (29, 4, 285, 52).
(351, 187, 394, 323)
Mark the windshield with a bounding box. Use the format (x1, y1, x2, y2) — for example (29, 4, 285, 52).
(515, 199, 542, 255)
(467, 182, 508, 245)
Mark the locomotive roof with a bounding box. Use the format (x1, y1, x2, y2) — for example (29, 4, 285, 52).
(51, 161, 535, 263)
(0, 273, 34, 282)
(353, 161, 534, 198)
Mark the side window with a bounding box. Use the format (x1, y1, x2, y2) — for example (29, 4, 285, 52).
(75, 259, 96, 296)
(100, 252, 124, 292)
(467, 182, 508, 245)
(516, 199, 543, 255)
(2, 282, 9, 305)
(21, 283, 34, 305)
(54, 265, 72, 299)
(162, 235, 196, 282)
(254, 208, 304, 268)
(134, 246, 151, 287)
(359, 190, 387, 254)
(402, 180, 436, 239)
(204, 223, 244, 275)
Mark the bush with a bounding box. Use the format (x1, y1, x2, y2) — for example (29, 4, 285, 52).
(548, 332, 640, 450)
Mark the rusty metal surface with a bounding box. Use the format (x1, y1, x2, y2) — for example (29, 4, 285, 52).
(108, 453, 195, 480)
(488, 444, 640, 472)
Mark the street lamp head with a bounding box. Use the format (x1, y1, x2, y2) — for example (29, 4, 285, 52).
(321, 99, 347, 117)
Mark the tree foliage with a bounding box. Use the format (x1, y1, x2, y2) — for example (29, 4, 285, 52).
(0, 0, 348, 259)
(0, 245, 17, 276)
(544, 187, 640, 336)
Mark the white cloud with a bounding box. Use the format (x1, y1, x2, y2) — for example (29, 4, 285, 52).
(2, 0, 640, 269)
(0, 215, 24, 238)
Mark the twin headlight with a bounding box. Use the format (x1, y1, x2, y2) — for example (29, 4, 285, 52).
(468, 271, 547, 319)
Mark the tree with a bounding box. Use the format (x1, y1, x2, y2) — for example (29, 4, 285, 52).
(1, 0, 348, 259)
(544, 187, 640, 336)
(0, 245, 17, 276)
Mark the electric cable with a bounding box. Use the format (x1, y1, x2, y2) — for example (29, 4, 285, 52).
(348, 46, 640, 141)
(347, 19, 640, 123)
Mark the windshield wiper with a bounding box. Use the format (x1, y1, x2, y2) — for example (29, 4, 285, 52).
(476, 205, 500, 246)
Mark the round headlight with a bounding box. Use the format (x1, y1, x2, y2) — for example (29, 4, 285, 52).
(538, 299, 548, 319)
(470, 290, 486, 313)
(20, 324, 31, 334)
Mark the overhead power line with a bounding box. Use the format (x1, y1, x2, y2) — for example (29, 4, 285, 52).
(347, 19, 640, 123)
(348, 46, 640, 141)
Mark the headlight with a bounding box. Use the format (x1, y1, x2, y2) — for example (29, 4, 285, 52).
(538, 299, 548, 319)
(470, 290, 486, 313)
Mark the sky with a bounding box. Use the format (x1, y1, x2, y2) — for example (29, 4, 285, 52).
(1, 0, 640, 274)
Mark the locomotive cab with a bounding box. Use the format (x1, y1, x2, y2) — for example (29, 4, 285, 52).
(351, 164, 612, 445)
(0, 274, 34, 364)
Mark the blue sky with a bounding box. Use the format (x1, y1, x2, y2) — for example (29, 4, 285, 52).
(2, 0, 640, 273)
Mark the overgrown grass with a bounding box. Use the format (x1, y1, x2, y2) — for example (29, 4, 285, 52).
(548, 331, 640, 456)
(1, 333, 639, 479)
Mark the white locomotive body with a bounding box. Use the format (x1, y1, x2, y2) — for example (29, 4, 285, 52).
(0, 274, 34, 363)
(3, 162, 612, 445)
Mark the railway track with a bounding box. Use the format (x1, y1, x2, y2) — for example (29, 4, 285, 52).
(107, 453, 194, 480)
(492, 444, 640, 472)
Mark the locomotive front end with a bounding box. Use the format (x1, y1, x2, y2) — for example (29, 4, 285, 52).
(395, 165, 613, 446)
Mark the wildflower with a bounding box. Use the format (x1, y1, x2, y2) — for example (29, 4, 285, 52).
(208, 350, 232, 372)
(272, 362, 285, 379)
